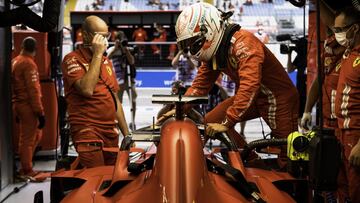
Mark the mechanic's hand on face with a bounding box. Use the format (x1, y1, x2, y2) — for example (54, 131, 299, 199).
(156, 109, 176, 125)
(206, 123, 228, 138)
(300, 112, 312, 130)
(92, 34, 107, 56)
(38, 115, 46, 129)
(349, 142, 360, 167)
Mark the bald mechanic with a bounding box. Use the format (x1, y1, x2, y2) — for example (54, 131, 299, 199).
(12, 37, 46, 181)
(62, 15, 130, 168)
(158, 3, 298, 160)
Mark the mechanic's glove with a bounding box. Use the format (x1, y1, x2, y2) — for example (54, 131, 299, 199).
(38, 115, 46, 129)
(206, 123, 229, 138)
(300, 112, 312, 130)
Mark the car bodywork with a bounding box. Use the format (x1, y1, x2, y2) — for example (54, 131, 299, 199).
(50, 95, 306, 203)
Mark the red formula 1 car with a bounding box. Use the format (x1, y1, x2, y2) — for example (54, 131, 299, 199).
(49, 95, 308, 203)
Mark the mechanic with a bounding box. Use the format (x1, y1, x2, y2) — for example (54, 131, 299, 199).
(334, 7, 360, 203)
(61, 15, 130, 168)
(132, 26, 148, 57)
(301, 0, 344, 131)
(12, 37, 46, 181)
(301, 33, 345, 130)
(158, 3, 299, 163)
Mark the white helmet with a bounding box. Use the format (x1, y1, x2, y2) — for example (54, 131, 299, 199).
(175, 3, 225, 62)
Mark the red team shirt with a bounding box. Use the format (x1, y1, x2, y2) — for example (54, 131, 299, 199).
(335, 45, 360, 129)
(12, 54, 44, 115)
(132, 28, 148, 42)
(61, 47, 119, 127)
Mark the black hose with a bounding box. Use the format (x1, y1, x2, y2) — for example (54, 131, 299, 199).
(0, 179, 30, 203)
(241, 138, 287, 160)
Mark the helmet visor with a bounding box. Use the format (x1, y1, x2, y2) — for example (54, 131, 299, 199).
(178, 35, 206, 56)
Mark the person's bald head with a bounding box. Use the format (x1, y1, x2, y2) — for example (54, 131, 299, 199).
(21, 36, 37, 55)
(82, 15, 109, 45)
(82, 15, 108, 33)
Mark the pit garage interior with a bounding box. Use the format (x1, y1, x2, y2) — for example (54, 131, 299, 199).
(0, 0, 360, 202)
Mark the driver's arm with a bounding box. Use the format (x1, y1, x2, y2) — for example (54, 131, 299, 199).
(157, 104, 174, 120)
(188, 109, 204, 124)
(185, 62, 220, 97)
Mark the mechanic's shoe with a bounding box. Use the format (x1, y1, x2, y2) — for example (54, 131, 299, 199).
(18, 170, 48, 182)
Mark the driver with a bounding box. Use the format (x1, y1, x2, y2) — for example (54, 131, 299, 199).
(158, 3, 299, 162)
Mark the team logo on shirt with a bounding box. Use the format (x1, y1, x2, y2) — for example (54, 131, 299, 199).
(65, 57, 77, 65)
(229, 56, 238, 69)
(67, 63, 82, 74)
(106, 65, 112, 76)
(235, 42, 249, 59)
(353, 57, 360, 68)
(324, 57, 332, 67)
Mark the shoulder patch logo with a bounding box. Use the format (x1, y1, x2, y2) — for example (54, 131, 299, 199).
(229, 56, 238, 69)
(106, 65, 112, 76)
(353, 57, 360, 68)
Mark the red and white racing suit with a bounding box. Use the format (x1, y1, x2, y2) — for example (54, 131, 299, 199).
(185, 29, 299, 148)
